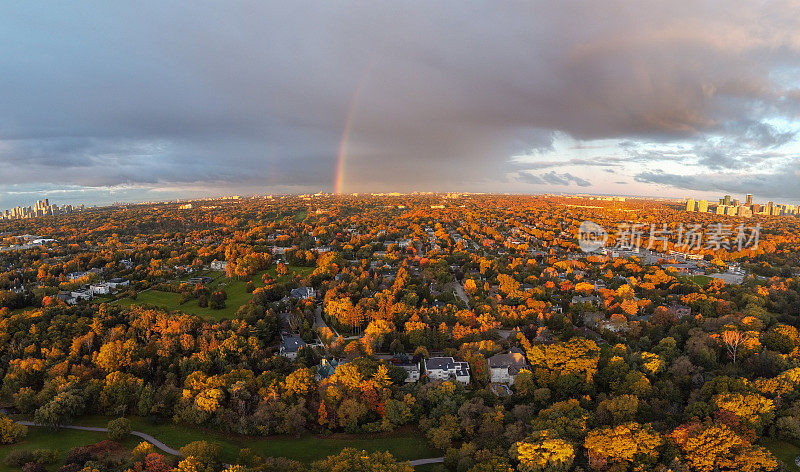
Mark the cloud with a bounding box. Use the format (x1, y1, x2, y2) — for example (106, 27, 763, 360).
(635, 161, 800, 200)
(519, 170, 592, 187)
(0, 1, 800, 201)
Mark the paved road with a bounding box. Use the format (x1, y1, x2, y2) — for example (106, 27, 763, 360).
(17, 421, 180, 456)
(408, 457, 445, 466)
(18, 421, 443, 467)
(453, 279, 470, 308)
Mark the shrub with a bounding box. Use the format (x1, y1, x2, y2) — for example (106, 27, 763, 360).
(179, 441, 222, 469)
(4, 450, 34, 467)
(0, 414, 28, 444)
(132, 441, 156, 461)
(32, 450, 60, 465)
(107, 418, 131, 440)
(21, 463, 48, 472)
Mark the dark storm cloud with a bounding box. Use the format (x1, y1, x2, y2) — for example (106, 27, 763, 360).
(1, 1, 800, 195)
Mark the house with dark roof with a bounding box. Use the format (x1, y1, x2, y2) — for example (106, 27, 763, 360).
(423, 357, 470, 385)
(279, 334, 307, 361)
(487, 348, 528, 385)
(290, 286, 316, 300)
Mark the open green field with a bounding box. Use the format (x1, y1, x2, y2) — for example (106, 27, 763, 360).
(76, 416, 435, 463)
(115, 265, 314, 320)
(3, 416, 437, 467)
(0, 426, 138, 472)
(677, 274, 713, 287)
(764, 438, 800, 472)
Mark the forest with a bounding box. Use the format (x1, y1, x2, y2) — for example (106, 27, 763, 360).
(0, 194, 799, 472)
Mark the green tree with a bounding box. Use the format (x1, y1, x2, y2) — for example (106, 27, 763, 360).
(107, 417, 131, 440)
(310, 448, 413, 472)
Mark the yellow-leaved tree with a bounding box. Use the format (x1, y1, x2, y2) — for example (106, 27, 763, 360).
(513, 436, 574, 471)
(584, 422, 662, 470)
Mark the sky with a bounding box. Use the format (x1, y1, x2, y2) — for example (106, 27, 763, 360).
(1, 1, 800, 208)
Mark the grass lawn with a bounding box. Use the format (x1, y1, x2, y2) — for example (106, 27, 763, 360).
(115, 265, 314, 321)
(677, 274, 713, 287)
(764, 438, 800, 471)
(0, 426, 139, 472)
(49, 416, 437, 464)
(414, 464, 446, 472)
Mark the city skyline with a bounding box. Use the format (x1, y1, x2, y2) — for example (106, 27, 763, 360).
(0, 199, 82, 221)
(685, 192, 800, 218)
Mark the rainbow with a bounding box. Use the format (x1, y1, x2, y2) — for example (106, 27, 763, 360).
(334, 61, 374, 194)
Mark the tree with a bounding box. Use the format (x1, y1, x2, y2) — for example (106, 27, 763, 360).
(34, 390, 85, 429)
(179, 441, 223, 471)
(144, 453, 170, 472)
(514, 436, 574, 471)
(671, 422, 776, 472)
(310, 448, 413, 472)
(523, 337, 600, 385)
(107, 417, 131, 440)
(94, 339, 136, 372)
(284, 368, 316, 397)
(0, 414, 27, 444)
(100, 371, 143, 415)
(722, 330, 746, 364)
(497, 274, 520, 297)
(464, 279, 477, 295)
(584, 422, 662, 470)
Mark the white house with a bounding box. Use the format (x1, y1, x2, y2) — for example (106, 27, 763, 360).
(423, 357, 470, 385)
(107, 278, 130, 289)
(399, 363, 421, 383)
(210, 260, 227, 271)
(70, 289, 93, 301)
(487, 348, 528, 385)
(90, 283, 110, 295)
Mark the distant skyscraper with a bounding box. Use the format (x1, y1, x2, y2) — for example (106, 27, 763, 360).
(732, 199, 739, 207)
(746, 194, 753, 206)
(698, 200, 709, 213)
(686, 198, 696, 212)
(723, 195, 731, 206)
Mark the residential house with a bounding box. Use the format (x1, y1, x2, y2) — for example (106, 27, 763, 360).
(571, 295, 601, 306)
(290, 287, 316, 300)
(423, 357, 470, 385)
(668, 304, 692, 319)
(70, 289, 93, 302)
(487, 348, 527, 385)
(210, 260, 227, 271)
(279, 334, 307, 361)
(90, 283, 110, 295)
(315, 358, 343, 381)
(107, 278, 130, 289)
(188, 276, 213, 285)
(399, 362, 421, 383)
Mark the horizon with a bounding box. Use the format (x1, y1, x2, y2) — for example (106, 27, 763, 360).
(4, 189, 797, 213)
(2, 2, 800, 206)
